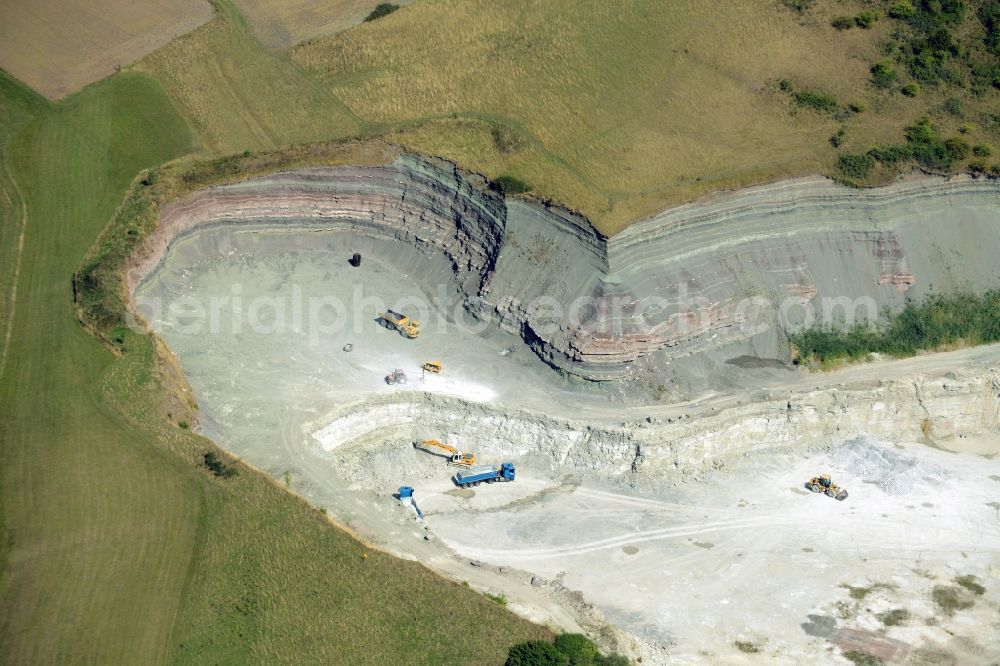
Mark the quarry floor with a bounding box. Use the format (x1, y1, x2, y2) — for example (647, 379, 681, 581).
(137, 226, 1000, 665)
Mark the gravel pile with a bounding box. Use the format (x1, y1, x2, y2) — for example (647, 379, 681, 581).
(832, 435, 944, 495)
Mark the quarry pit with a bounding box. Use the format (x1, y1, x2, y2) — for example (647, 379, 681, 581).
(132, 156, 1000, 664)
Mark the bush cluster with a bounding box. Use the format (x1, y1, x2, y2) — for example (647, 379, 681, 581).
(839, 117, 973, 179)
(837, 153, 875, 179)
(905, 116, 969, 168)
(506, 634, 629, 666)
(793, 89, 839, 113)
(792, 290, 1000, 364)
(364, 3, 399, 22)
(870, 60, 897, 88)
(855, 10, 879, 28)
(982, 1, 1000, 54)
(204, 451, 237, 478)
(831, 16, 853, 30)
(493, 174, 531, 194)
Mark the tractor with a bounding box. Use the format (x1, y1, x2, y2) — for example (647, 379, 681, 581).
(385, 368, 407, 385)
(805, 473, 848, 501)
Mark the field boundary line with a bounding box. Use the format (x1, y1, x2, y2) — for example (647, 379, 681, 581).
(0, 147, 27, 381)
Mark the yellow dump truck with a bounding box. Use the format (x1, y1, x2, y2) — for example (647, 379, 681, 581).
(377, 309, 420, 338)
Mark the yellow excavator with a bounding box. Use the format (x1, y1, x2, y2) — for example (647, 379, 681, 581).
(414, 439, 476, 467)
(377, 309, 420, 338)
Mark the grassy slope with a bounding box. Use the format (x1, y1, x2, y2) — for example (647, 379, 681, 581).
(0, 73, 202, 664)
(0, 73, 48, 377)
(231, 0, 415, 49)
(139, 0, 1000, 234)
(136, 0, 365, 155)
(0, 70, 547, 664)
(292, 0, 1000, 232)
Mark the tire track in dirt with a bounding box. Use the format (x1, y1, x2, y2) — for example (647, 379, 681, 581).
(458, 514, 804, 562)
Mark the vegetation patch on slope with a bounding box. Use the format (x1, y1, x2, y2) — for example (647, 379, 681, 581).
(791, 290, 1000, 365)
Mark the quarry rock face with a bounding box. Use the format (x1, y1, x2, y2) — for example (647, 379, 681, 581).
(131, 155, 1000, 380)
(308, 367, 1000, 489)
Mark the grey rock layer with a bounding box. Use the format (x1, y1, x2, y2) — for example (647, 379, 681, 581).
(130, 155, 1000, 380)
(311, 365, 1000, 488)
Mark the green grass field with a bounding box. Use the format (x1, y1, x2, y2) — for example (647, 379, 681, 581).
(0, 69, 547, 664)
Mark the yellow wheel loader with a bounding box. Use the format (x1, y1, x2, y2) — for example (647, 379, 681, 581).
(805, 473, 848, 501)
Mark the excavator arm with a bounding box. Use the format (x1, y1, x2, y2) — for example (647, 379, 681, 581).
(414, 439, 476, 467)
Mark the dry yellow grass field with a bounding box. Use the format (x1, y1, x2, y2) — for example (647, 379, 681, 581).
(0, 0, 212, 99)
(131, 0, 999, 233)
(232, 0, 414, 48)
(293, 0, 923, 231)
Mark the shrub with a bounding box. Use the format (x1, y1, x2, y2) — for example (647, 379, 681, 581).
(793, 89, 838, 113)
(506, 634, 630, 666)
(871, 60, 897, 88)
(832, 16, 854, 30)
(876, 608, 911, 626)
(778, 78, 793, 92)
(493, 174, 531, 194)
(931, 585, 975, 615)
(844, 652, 885, 666)
(830, 126, 847, 147)
(792, 290, 1000, 364)
(855, 10, 879, 28)
(973, 143, 993, 157)
(944, 137, 970, 160)
(942, 97, 964, 117)
(110, 326, 129, 345)
(889, 2, 916, 19)
(204, 451, 237, 478)
(485, 593, 508, 606)
(954, 574, 986, 596)
(364, 3, 399, 22)
(782, 0, 814, 12)
(868, 143, 911, 164)
(554, 634, 599, 662)
(980, 0, 1000, 54)
(901, 82, 920, 96)
(838, 153, 876, 179)
(505, 641, 568, 666)
(904, 117, 965, 169)
(968, 158, 989, 173)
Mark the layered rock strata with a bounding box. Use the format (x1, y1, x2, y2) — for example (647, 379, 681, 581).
(130, 155, 1000, 380)
(311, 365, 1000, 488)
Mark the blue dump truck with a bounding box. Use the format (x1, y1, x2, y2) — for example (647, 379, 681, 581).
(397, 486, 424, 518)
(454, 462, 516, 487)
